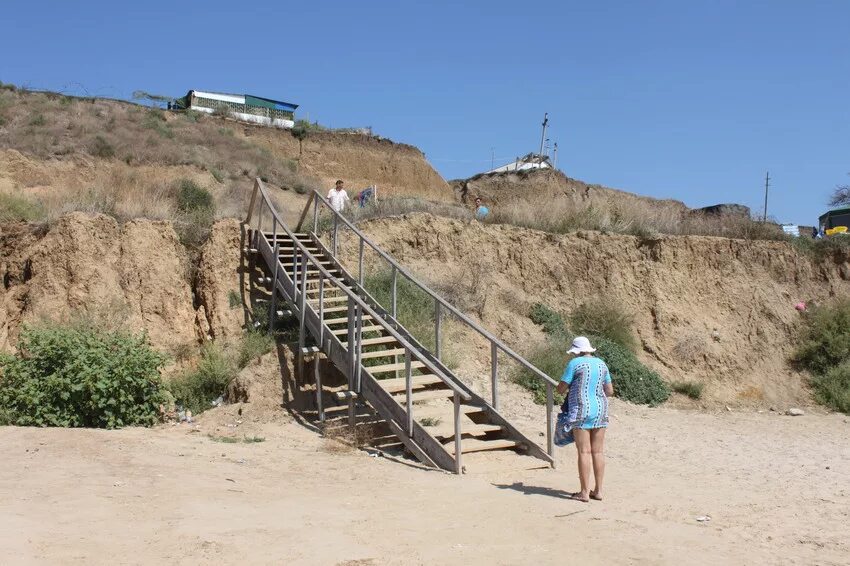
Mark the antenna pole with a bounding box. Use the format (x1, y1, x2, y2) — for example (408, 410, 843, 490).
(762, 171, 770, 222)
(538, 113, 548, 168)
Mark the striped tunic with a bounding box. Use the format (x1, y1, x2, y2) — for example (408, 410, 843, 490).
(560, 356, 611, 430)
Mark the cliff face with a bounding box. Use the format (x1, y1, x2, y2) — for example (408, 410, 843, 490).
(0, 214, 243, 355)
(346, 213, 850, 406)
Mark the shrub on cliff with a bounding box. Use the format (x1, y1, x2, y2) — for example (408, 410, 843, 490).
(0, 322, 168, 428)
(517, 302, 669, 406)
(793, 300, 850, 376)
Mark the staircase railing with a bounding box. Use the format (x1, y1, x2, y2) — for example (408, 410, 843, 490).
(247, 179, 471, 473)
(296, 190, 558, 460)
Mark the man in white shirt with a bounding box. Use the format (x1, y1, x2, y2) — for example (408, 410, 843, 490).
(327, 180, 350, 213)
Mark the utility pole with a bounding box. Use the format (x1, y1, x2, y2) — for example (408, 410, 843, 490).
(762, 171, 770, 222)
(544, 138, 550, 157)
(538, 112, 549, 167)
(553, 142, 558, 170)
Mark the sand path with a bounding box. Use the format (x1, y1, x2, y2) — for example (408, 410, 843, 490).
(1, 401, 848, 565)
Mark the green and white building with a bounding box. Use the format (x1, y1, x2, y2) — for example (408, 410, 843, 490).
(173, 90, 298, 129)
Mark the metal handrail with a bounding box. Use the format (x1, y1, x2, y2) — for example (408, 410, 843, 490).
(250, 180, 471, 404)
(301, 190, 559, 391)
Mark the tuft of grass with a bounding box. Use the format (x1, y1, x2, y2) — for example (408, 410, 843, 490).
(208, 435, 239, 443)
(168, 343, 235, 415)
(671, 381, 704, 400)
(236, 330, 275, 369)
(176, 179, 214, 212)
(28, 112, 46, 126)
(228, 290, 241, 309)
(243, 435, 265, 443)
(0, 193, 45, 222)
(569, 298, 637, 352)
(89, 135, 115, 158)
(420, 417, 441, 427)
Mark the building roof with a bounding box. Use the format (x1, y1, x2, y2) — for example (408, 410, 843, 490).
(819, 207, 850, 221)
(485, 153, 552, 174)
(185, 90, 298, 112)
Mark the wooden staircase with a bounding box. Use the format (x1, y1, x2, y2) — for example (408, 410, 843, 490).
(245, 179, 556, 474)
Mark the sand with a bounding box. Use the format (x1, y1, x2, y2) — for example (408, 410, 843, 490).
(2, 400, 848, 565)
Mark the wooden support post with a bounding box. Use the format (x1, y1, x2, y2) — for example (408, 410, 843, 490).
(491, 342, 499, 410)
(358, 237, 365, 286)
(355, 305, 363, 393)
(314, 350, 324, 423)
(546, 381, 555, 468)
(318, 274, 325, 346)
(391, 266, 398, 319)
(297, 250, 307, 380)
(405, 348, 413, 435)
(332, 215, 339, 256)
(268, 242, 280, 335)
(346, 299, 356, 390)
(453, 392, 463, 475)
(435, 300, 442, 360)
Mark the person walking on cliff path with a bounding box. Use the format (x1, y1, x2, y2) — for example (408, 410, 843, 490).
(556, 336, 614, 502)
(328, 179, 350, 213)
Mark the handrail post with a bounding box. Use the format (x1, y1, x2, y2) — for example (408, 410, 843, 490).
(291, 248, 298, 296)
(312, 193, 319, 234)
(405, 348, 413, 435)
(491, 342, 499, 410)
(546, 381, 555, 468)
(391, 266, 398, 319)
(358, 237, 365, 286)
(453, 392, 463, 475)
(355, 305, 363, 393)
(346, 299, 356, 389)
(434, 300, 442, 360)
(318, 273, 325, 347)
(332, 214, 339, 256)
(256, 200, 264, 245)
(297, 250, 307, 379)
(271, 216, 277, 246)
(268, 242, 280, 335)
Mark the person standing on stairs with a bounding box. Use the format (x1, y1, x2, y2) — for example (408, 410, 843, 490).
(328, 179, 350, 213)
(556, 336, 614, 503)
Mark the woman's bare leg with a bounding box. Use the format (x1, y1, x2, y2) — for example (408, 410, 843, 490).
(572, 429, 592, 501)
(589, 427, 606, 499)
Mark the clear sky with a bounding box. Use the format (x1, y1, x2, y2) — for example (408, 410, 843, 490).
(2, 1, 848, 225)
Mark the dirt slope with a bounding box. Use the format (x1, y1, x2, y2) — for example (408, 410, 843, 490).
(350, 213, 850, 407)
(0, 213, 244, 354)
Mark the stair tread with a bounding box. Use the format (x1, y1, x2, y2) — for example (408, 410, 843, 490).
(308, 295, 348, 305)
(366, 360, 426, 374)
(360, 348, 406, 359)
(331, 325, 384, 336)
(376, 374, 444, 393)
(341, 336, 398, 347)
(325, 314, 374, 325)
(447, 438, 524, 455)
(415, 404, 485, 419)
(395, 388, 454, 404)
(430, 423, 504, 439)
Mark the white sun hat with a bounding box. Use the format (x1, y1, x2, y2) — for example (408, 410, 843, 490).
(567, 336, 596, 355)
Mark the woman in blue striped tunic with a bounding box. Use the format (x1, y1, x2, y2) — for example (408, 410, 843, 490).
(556, 336, 614, 502)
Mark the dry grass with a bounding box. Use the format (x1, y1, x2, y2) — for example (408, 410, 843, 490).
(321, 421, 379, 452)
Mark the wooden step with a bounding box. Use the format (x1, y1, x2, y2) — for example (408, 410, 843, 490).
(395, 388, 454, 404)
(376, 374, 444, 394)
(360, 348, 406, 359)
(308, 295, 348, 305)
(281, 261, 332, 268)
(341, 336, 398, 347)
(264, 232, 310, 239)
(277, 247, 320, 254)
(318, 305, 349, 314)
(331, 325, 384, 336)
(415, 404, 485, 419)
(430, 423, 503, 439)
(446, 438, 524, 455)
(366, 361, 426, 374)
(306, 285, 352, 295)
(325, 314, 374, 325)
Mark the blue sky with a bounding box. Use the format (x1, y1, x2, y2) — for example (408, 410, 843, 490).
(2, 0, 848, 225)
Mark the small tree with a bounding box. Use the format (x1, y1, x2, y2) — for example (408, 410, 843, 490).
(291, 124, 307, 157)
(828, 177, 850, 207)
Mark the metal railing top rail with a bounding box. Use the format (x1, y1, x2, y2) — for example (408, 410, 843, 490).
(301, 190, 559, 388)
(249, 179, 471, 402)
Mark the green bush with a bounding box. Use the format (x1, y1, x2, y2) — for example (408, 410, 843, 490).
(364, 269, 436, 351)
(671, 380, 704, 400)
(793, 300, 850, 375)
(0, 323, 168, 428)
(167, 343, 234, 415)
(518, 303, 669, 406)
(0, 193, 44, 222)
(813, 362, 850, 414)
(174, 207, 215, 248)
(569, 298, 637, 352)
(176, 179, 214, 212)
(28, 112, 46, 126)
